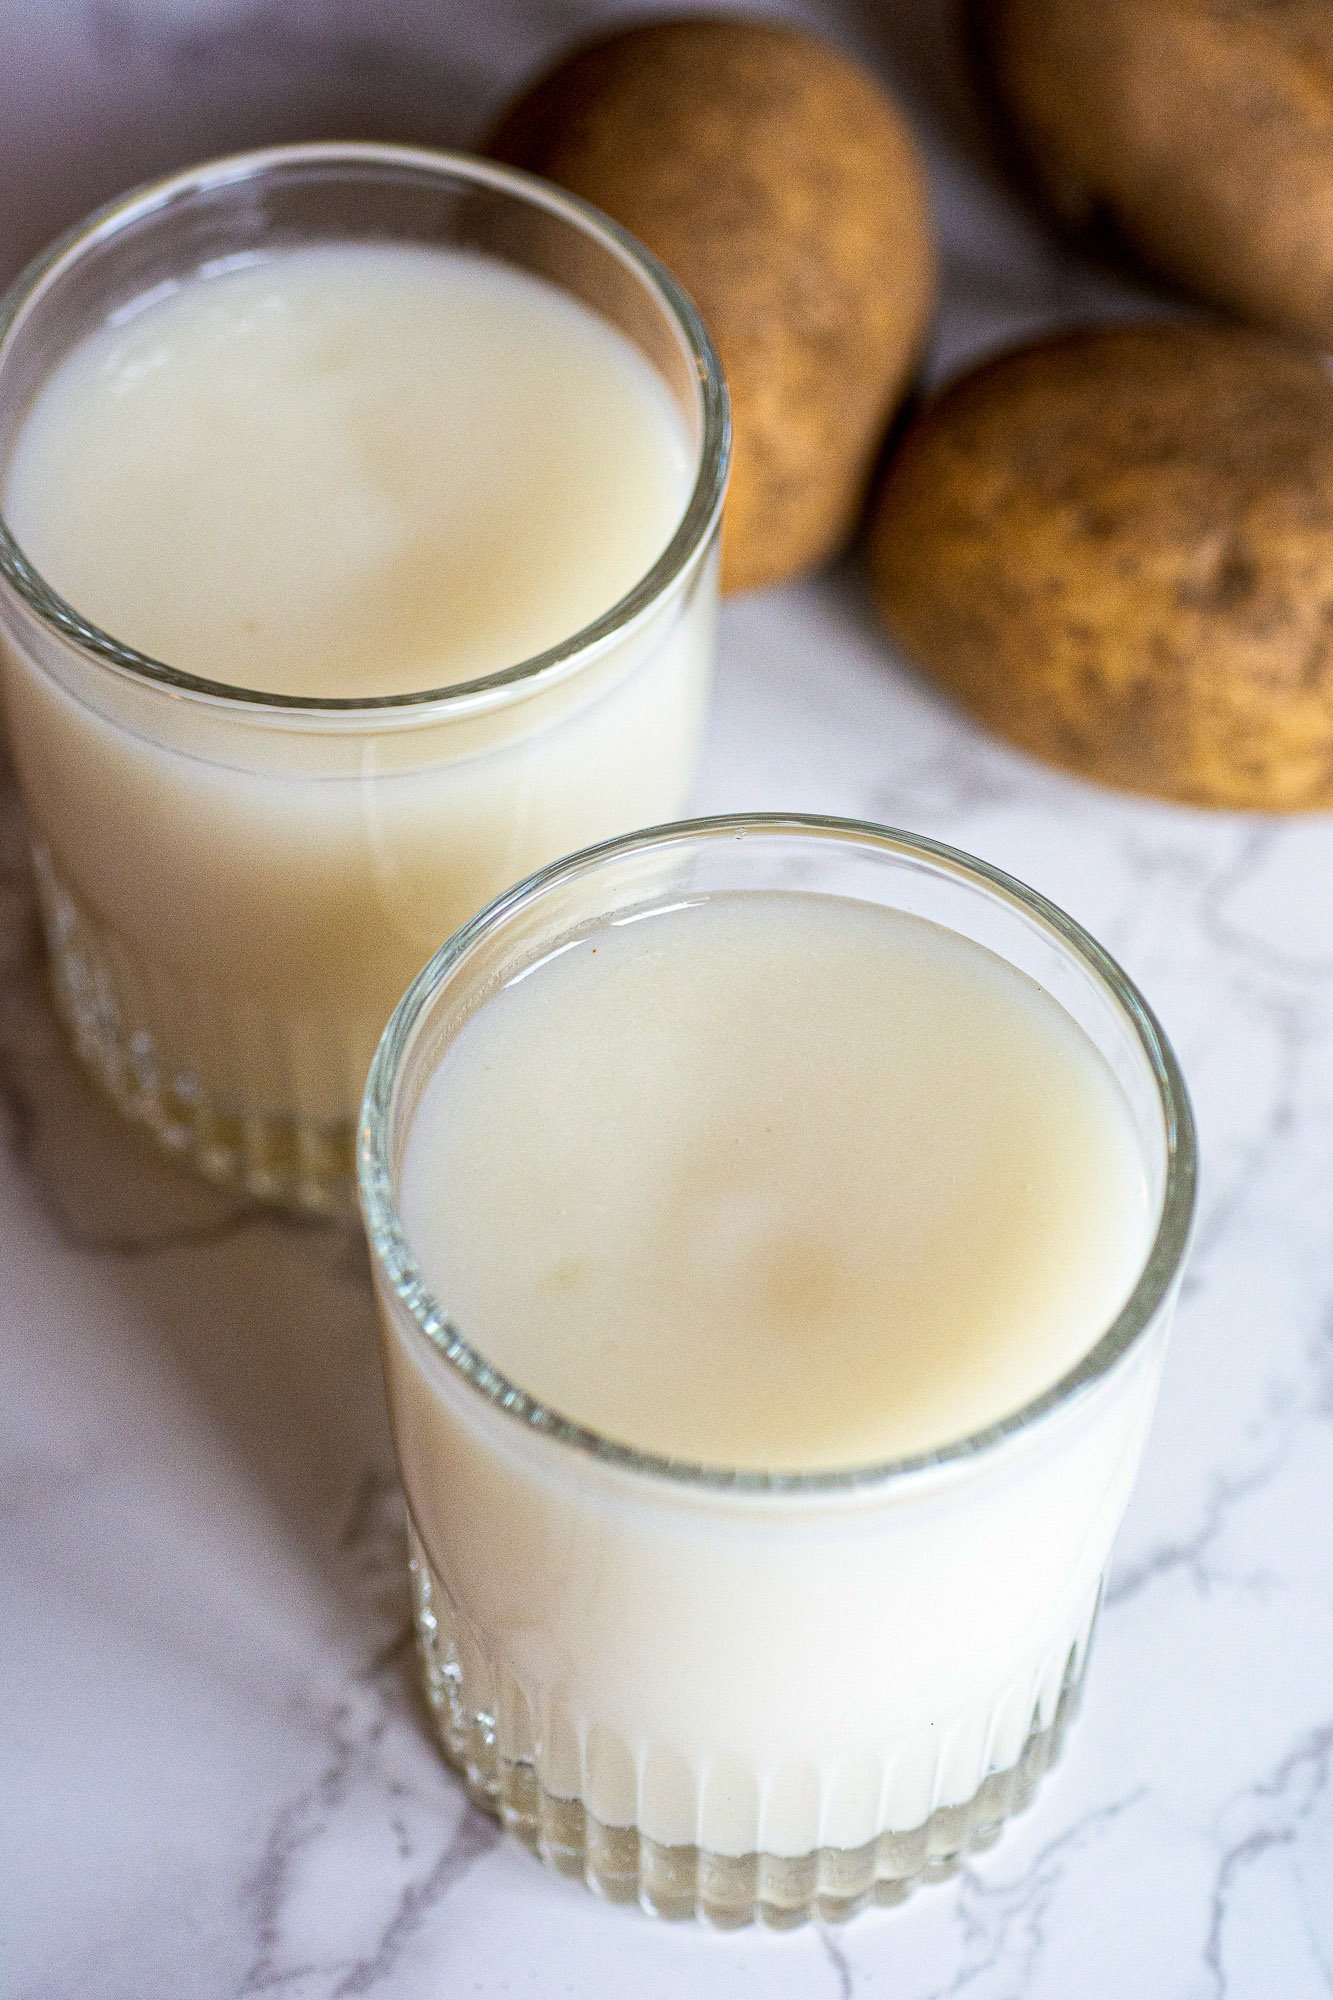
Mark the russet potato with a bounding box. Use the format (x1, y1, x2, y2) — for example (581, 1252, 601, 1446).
(488, 17, 935, 593)
(972, 0, 1333, 347)
(869, 323, 1333, 810)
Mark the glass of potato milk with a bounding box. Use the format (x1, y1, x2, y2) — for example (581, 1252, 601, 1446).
(0, 144, 728, 1212)
(360, 814, 1196, 1927)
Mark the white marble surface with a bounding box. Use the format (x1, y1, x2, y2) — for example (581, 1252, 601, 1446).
(4, 3, 1333, 1995)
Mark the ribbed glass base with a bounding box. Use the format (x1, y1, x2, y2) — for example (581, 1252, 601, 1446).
(408, 1528, 1086, 1928)
(33, 843, 357, 1215)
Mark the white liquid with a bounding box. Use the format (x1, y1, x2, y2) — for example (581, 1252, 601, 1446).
(379, 891, 1171, 1859)
(401, 893, 1151, 1467)
(5, 244, 693, 694)
(0, 243, 712, 1153)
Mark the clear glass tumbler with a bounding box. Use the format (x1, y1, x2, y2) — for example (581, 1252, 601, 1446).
(360, 814, 1197, 1928)
(0, 144, 728, 1213)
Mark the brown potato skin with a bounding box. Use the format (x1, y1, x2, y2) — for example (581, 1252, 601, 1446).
(972, 0, 1333, 344)
(488, 17, 934, 593)
(868, 324, 1333, 810)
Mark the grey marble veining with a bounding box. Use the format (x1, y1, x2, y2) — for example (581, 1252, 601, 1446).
(4, 3, 1333, 1996)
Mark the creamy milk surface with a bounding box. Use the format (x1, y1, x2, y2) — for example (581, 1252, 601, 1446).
(400, 891, 1152, 1470)
(4, 241, 693, 693)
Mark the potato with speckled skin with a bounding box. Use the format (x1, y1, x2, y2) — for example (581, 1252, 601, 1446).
(868, 324, 1333, 810)
(971, 0, 1333, 346)
(488, 17, 934, 594)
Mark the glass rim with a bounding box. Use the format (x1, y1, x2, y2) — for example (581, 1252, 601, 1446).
(0, 141, 731, 725)
(358, 812, 1198, 1497)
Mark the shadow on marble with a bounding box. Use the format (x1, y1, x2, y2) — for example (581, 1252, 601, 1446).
(0, 0, 499, 288)
(0, 756, 436, 1700)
